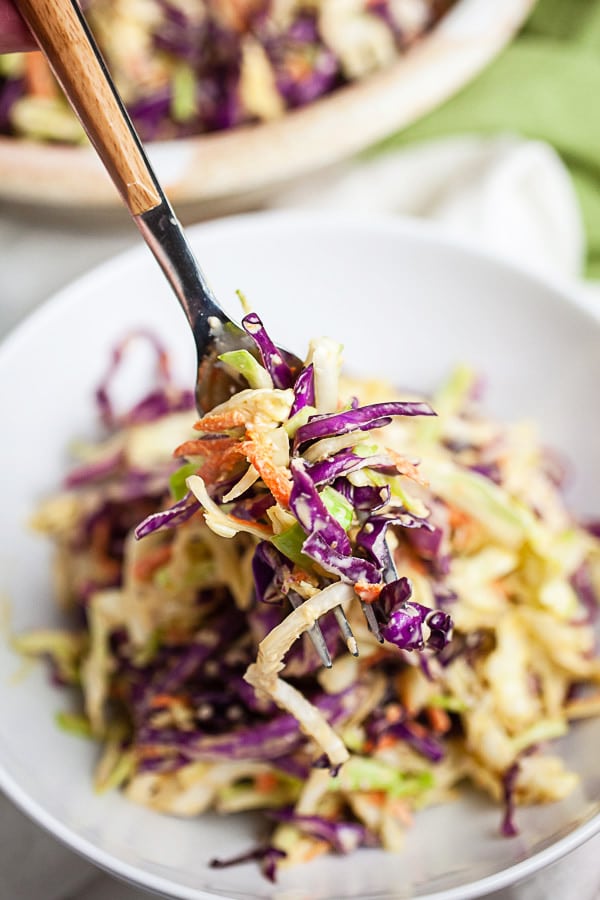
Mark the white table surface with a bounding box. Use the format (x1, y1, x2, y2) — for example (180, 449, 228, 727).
(1, 203, 599, 900)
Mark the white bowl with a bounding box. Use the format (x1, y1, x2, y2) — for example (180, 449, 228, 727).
(1, 212, 600, 900)
(0, 0, 535, 212)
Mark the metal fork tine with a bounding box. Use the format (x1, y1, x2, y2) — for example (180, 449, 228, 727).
(289, 592, 332, 668)
(333, 606, 359, 657)
(361, 601, 384, 643)
(362, 536, 397, 643)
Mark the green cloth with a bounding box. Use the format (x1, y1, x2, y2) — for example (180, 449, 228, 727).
(376, 0, 600, 277)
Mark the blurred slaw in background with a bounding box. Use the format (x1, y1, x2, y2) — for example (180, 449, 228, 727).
(0, 0, 453, 143)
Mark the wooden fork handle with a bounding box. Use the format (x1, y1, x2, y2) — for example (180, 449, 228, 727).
(15, 0, 162, 216)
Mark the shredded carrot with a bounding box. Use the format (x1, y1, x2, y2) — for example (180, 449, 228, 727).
(193, 410, 248, 432)
(25, 52, 57, 98)
(408, 556, 428, 576)
(229, 515, 272, 535)
(136, 746, 173, 759)
(240, 429, 292, 507)
(376, 734, 398, 751)
(90, 519, 121, 580)
(255, 772, 278, 793)
(354, 581, 383, 604)
(149, 694, 187, 710)
(287, 57, 312, 80)
(200, 446, 247, 485)
(298, 839, 330, 862)
(384, 703, 403, 724)
(174, 437, 246, 485)
(447, 505, 472, 529)
(385, 447, 428, 486)
(394, 674, 417, 717)
(426, 706, 452, 734)
(90, 518, 111, 555)
(180, 422, 293, 507)
(491, 579, 509, 597)
(362, 790, 386, 807)
(447, 504, 479, 551)
(219, 0, 265, 31)
(134, 544, 172, 582)
(162, 627, 194, 645)
(173, 436, 237, 459)
(110, 682, 128, 701)
(288, 567, 318, 588)
(387, 798, 413, 825)
(157, 350, 170, 383)
(406, 720, 428, 739)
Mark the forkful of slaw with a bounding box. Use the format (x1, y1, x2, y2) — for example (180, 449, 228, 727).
(14, 0, 452, 715)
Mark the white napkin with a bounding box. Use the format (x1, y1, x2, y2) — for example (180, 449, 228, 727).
(273, 134, 585, 281)
(1, 134, 597, 900)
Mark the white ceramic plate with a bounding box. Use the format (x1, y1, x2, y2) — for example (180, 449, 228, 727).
(1, 212, 600, 900)
(0, 0, 535, 212)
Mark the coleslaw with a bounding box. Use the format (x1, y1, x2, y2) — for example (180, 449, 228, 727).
(19, 316, 600, 881)
(0, 0, 453, 143)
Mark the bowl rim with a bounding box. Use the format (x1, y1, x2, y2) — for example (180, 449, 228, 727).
(1, 209, 599, 900)
(0, 0, 536, 210)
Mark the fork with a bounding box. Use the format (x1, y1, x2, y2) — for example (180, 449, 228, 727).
(15, 0, 375, 665)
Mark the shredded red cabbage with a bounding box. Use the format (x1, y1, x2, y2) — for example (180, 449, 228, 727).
(64, 450, 124, 489)
(289, 459, 351, 555)
(265, 12, 340, 108)
(366, 706, 445, 761)
(294, 401, 435, 446)
(407, 520, 450, 576)
(585, 520, 600, 540)
(268, 809, 374, 853)
(95, 331, 171, 428)
(333, 480, 391, 511)
(125, 387, 195, 425)
(289, 364, 315, 417)
(436, 630, 491, 668)
(388, 721, 445, 763)
(572, 563, 599, 625)
(0, 78, 24, 131)
(379, 583, 453, 652)
(127, 88, 172, 142)
(500, 761, 520, 837)
(248, 601, 286, 644)
(357, 512, 432, 573)
(252, 542, 292, 605)
(378, 576, 412, 617)
(95, 330, 194, 429)
(150, 629, 243, 708)
(137, 686, 367, 763)
(305, 448, 392, 487)
(210, 846, 286, 883)
(468, 462, 502, 484)
(302, 531, 381, 585)
(230, 493, 276, 522)
(134, 491, 200, 539)
(242, 312, 295, 389)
